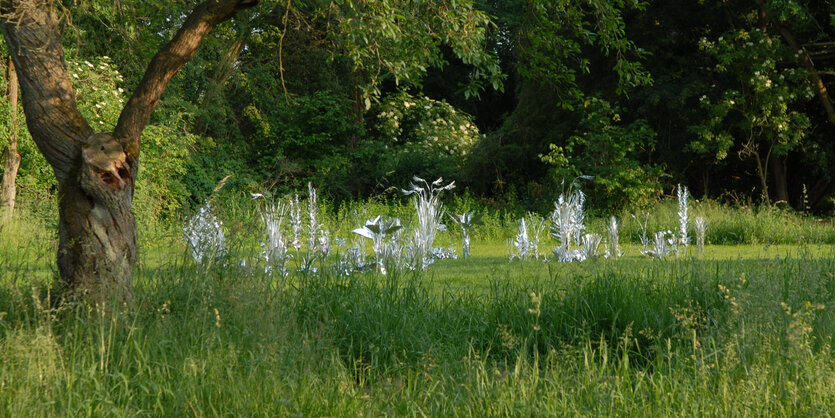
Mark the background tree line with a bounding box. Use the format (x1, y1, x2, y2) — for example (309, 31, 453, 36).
(2, 0, 834, 222)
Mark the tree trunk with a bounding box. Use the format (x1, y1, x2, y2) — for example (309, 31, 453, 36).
(2, 0, 260, 304)
(58, 134, 137, 304)
(769, 156, 789, 209)
(1, 58, 20, 219)
(808, 177, 835, 210)
(751, 150, 770, 205)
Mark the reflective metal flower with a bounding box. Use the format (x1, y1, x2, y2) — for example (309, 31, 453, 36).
(352, 216, 403, 274)
(353, 216, 403, 239)
(403, 176, 454, 268)
(449, 211, 481, 229)
(449, 211, 481, 258)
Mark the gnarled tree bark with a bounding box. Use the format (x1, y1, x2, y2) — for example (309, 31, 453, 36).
(1, 0, 259, 304)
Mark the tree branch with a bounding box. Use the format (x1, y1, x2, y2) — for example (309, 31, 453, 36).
(778, 26, 835, 125)
(1, 0, 92, 183)
(114, 0, 260, 160)
(754, 0, 835, 125)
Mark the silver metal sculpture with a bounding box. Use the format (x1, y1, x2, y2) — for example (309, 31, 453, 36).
(550, 188, 587, 262)
(183, 202, 226, 264)
(677, 184, 690, 254)
(606, 216, 622, 258)
(307, 182, 322, 253)
(528, 214, 548, 260)
(289, 194, 303, 251)
(449, 211, 480, 258)
(353, 215, 403, 274)
(580, 233, 603, 259)
(695, 216, 707, 257)
(633, 211, 651, 251)
(252, 193, 290, 276)
(510, 217, 531, 261)
(643, 230, 674, 259)
(403, 176, 455, 268)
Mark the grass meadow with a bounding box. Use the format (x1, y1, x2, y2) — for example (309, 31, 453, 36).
(1, 197, 835, 415)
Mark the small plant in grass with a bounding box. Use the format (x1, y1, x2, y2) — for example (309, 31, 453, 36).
(449, 211, 481, 258)
(606, 216, 622, 258)
(353, 216, 404, 274)
(695, 216, 707, 257)
(403, 176, 455, 269)
(183, 202, 226, 264)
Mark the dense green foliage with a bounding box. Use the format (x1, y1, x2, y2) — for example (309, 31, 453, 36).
(3, 0, 835, 217)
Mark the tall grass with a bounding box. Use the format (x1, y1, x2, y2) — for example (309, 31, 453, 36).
(619, 199, 835, 246)
(3, 208, 835, 414)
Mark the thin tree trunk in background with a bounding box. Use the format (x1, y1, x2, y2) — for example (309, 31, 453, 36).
(751, 150, 770, 205)
(1, 58, 20, 219)
(809, 178, 833, 208)
(769, 156, 789, 209)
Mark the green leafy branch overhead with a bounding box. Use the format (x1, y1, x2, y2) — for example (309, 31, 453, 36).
(315, 0, 505, 104)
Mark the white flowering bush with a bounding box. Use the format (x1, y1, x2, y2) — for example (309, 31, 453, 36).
(374, 91, 482, 159)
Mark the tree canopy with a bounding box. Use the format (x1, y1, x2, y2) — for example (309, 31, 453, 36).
(2, 0, 835, 298)
(2, 0, 833, 211)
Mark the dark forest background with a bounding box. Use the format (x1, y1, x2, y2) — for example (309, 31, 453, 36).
(3, 0, 835, 221)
